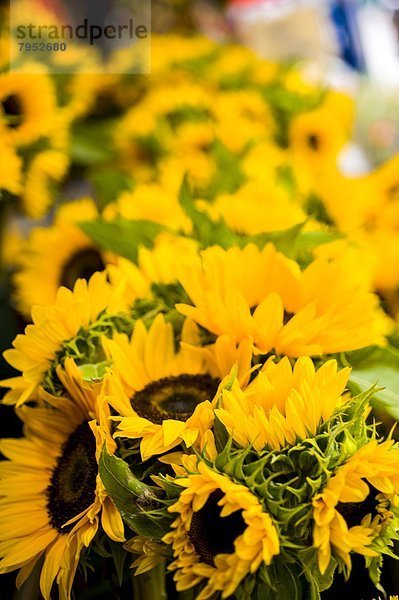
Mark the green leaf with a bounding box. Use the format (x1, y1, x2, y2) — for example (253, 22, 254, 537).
(210, 139, 246, 195)
(259, 561, 305, 600)
(299, 548, 337, 593)
(79, 218, 166, 262)
(250, 226, 341, 263)
(179, 176, 340, 261)
(99, 447, 171, 539)
(89, 170, 133, 210)
(346, 346, 399, 420)
(99, 446, 158, 509)
(179, 175, 238, 249)
(70, 121, 115, 166)
(249, 222, 306, 258)
(70, 133, 114, 166)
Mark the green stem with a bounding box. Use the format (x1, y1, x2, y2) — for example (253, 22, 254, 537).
(132, 561, 167, 600)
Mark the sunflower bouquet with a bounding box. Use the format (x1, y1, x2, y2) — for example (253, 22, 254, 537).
(2, 28, 399, 600)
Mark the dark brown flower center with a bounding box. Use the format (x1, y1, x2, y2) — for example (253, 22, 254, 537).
(2, 94, 23, 129)
(46, 421, 97, 533)
(189, 490, 246, 566)
(307, 134, 320, 151)
(60, 248, 105, 290)
(131, 374, 219, 425)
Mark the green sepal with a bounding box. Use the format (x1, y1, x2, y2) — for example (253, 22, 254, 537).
(212, 415, 231, 455)
(153, 474, 183, 500)
(79, 361, 110, 382)
(42, 310, 134, 396)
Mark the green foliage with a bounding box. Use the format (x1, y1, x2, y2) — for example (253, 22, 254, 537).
(79, 218, 166, 263)
(89, 170, 133, 210)
(178, 176, 341, 261)
(210, 139, 247, 195)
(99, 447, 172, 540)
(344, 346, 399, 420)
(70, 122, 115, 165)
(178, 174, 239, 248)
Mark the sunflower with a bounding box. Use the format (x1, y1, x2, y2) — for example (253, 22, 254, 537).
(288, 91, 354, 173)
(0, 367, 124, 600)
(1, 222, 25, 270)
(163, 454, 280, 599)
(204, 43, 258, 85)
(216, 356, 351, 452)
(241, 140, 287, 188)
(107, 233, 199, 309)
(21, 149, 69, 218)
(158, 152, 216, 194)
(13, 198, 114, 319)
(199, 180, 306, 235)
(317, 169, 378, 233)
(104, 314, 252, 460)
(1, 272, 126, 407)
(0, 141, 22, 196)
(104, 183, 191, 233)
(312, 438, 399, 575)
(370, 153, 399, 205)
(177, 243, 390, 357)
(150, 34, 215, 76)
(211, 90, 274, 154)
(0, 69, 58, 147)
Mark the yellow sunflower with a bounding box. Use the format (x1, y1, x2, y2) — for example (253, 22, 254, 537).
(211, 90, 274, 154)
(177, 243, 390, 357)
(158, 152, 216, 194)
(317, 168, 379, 234)
(0, 69, 58, 147)
(0, 141, 22, 195)
(216, 356, 350, 452)
(107, 233, 199, 310)
(151, 34, 215, 76)
(198, 180, 306, 235)
(289, 91, 354, 173)
(104, 183, 191, 233)
(13, 198, 114, 319)
(1, 222, 25, 270)
(163, 454, 280, 599)
(21, 149, 69, 218)
(104, 314, 252, 460)
(1, 272, 125, 407)
(312, 438, 399, 575)
(0, 370, 124, 600)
